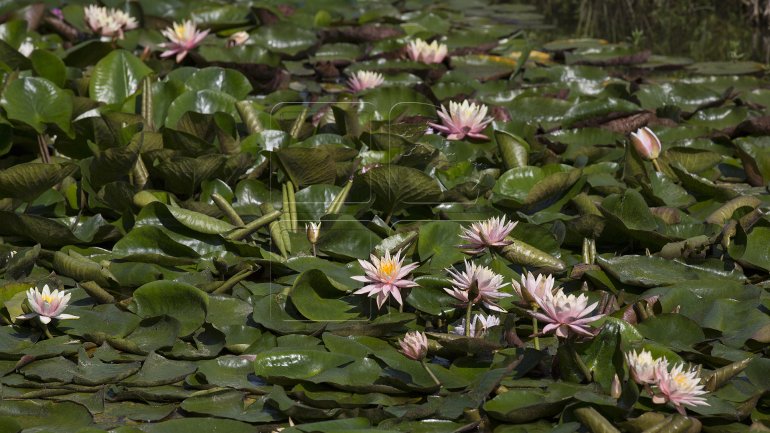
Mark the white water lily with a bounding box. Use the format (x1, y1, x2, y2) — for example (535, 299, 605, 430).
(626, 349, 666, 385)
(84, 5, 137, 40)
(452, 313, 501, 337)
(16, 285, 79, 324)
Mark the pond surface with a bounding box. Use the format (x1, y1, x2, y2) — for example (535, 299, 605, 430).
(532, 0, 770, 62)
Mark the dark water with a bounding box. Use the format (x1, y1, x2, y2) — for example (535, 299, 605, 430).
(528, 0, 770, 63)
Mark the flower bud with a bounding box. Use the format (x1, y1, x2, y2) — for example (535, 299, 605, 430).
(227, 31, 249, 47)
(629, 127, 662, 160)
(306, 222, 320, 244)
(611, 373, 622, 398)
(399, 331, 428, 360)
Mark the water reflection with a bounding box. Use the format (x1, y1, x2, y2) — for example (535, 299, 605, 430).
(531, 0, 770, 63)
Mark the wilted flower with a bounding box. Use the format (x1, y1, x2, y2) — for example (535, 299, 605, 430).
(360, 163, 381, 174)
(399, 330, 428, 360)
(459, 216, 517, 254)
(630, 127, 662, 161)
(451, 313, 500, 337)
(227, 31, 250, 47)
(652, 363, 709, 415)
(626, 349, 666, 385)
(352, 249, 419, 309)
(347, 70, 384, 92)
(444, 261, 510, 312)
(512, 271, 556, 305)
(405, 38, 448, 64)
(530, 288, 604, 338)
(16, 285, 79, 325)
(160, 20, 210, 63)
(306, 222, 320, 244)
(84, 5, 138, 40)
(428, 100, 493, 141)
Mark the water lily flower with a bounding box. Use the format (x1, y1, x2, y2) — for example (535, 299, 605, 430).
(630, 127, 662, 161)
(626, 349, 667, 385)
(84, 5, 137, 40)
(452, 313, 500, 337)
(652, 363, 709, 415)
(227, 31, 250, 47)
(512, 271, 556, 306)
(405, 38, 448, 64)
(16, 285, 79, 325)
(160, 20, 210, 63)
(530, 288, 604, 338)
(428, 100, 493, 141)
(399, 330, 428, 360)
(347, 70, 385, 93)
(444, 260, 510, 312)
(352, 249, 419, 309)
(460, 216, 517, 254)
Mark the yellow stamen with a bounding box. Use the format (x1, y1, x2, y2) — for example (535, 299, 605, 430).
(41, 294, 54, 304)
(381, 260, 396, 277)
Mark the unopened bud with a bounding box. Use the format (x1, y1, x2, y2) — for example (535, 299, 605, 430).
(629, 127, 662, 160)
(306, 222, 320, 244)
(227, 31, 249, 47)
(611, 373, 622, 398)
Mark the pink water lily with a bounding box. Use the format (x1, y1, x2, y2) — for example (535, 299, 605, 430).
(160, 20, 210, 63)
(444, 260, 510, 312)
(512, 271, 556, 305)
(347, 70, 385, 92)
(405, 38, 447, 64)
(16, 285, 79, 325)
(399, 331, 428, 360)
(630, 127, 662, 160)
(352, 249, 419, 309)
(652, 363, 709, 415)
(530, 288, 604, 338)
(460, 216, 517, 254)
(428, 100, 493, 140)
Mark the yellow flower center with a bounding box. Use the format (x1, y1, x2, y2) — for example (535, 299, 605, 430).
(673, 373, 688, 387)
(41, 294, 54, 304)
(381, 260, 396, 278)
(174, 24, 188, 39)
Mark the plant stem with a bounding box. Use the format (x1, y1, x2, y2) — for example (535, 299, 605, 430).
(567, 337, 593, 381)
(421, 359, 441, 387)
(651, 158, 662, 173)
(37, 134, 51, 164)
(41, 322, 54, 339)
(464, 303, 473, 337)
(312, 243, 317, 257)
(530, 302, 541, 350)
